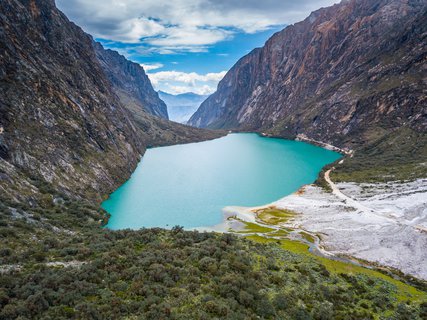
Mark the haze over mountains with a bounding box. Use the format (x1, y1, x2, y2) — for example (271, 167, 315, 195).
(158, 91, 208, 123)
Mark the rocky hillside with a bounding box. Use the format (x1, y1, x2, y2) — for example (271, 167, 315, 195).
(189, 0, 427, 179)
(94, 42, 169, 120)
(0, 0, 222, 206)
(0, 2, 426, 317)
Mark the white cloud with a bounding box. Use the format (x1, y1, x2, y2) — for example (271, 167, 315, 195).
(148, 71, 227, 85)
(140, 63, 164, 71)
(147, 70, 227, 95)
(147, 26, 232, 47)
(56, 0, 339, 94)
(112, 18, 165, 43)
(167, 85, 214, 95)
(57, 0, 339, 50)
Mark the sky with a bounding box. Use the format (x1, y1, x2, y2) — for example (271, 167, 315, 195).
(57, 0, 338, 95)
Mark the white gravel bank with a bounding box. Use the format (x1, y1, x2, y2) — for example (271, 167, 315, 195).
(272, 178, 427, 280)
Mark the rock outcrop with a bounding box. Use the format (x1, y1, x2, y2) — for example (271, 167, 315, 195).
(94, 43, 169, 120)
(189, 0, 427, 152)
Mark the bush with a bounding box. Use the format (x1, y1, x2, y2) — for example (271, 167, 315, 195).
(0, 200, 425, 320)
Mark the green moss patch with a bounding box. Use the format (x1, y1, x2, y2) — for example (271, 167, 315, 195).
(236, 221, 275, 234)
(300, 231, 316, 244)
(255, 207, 297, 225)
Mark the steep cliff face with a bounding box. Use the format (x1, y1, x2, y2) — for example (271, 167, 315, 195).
(189, 0, 427, 152)
(0, 0, 222, 205)
(94, 43, 169, 120)
(0, 0, 146, 203)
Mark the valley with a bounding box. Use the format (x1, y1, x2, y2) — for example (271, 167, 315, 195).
(159, 91, 208, 123)
(102, 133, 340, 230)
(0, 0, 426, 318)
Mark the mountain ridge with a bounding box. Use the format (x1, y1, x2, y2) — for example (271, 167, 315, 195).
(190, 0, 427, 138)
(94, 42, 169, 120)
(159, 90, 207, 99)
(0, 0, 223, 206)
(189, 0, 427, 181)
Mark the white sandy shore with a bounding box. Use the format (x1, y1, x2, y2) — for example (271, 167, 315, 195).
(202, 174, 427, 280)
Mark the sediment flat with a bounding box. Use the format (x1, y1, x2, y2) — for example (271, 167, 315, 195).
(217, 176, 427, 280)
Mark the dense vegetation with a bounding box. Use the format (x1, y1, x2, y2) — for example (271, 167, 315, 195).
(0, 196, 426, 320)
(1, 0, 425, 319)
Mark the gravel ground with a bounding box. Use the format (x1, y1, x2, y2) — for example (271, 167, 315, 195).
(272, 178, 427, 280)
(197, 173, 427, 280)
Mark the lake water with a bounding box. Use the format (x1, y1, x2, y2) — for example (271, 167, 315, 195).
(103, 133, 341, 230)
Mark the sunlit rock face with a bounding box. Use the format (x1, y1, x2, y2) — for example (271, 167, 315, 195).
(189, 0, 427, 149)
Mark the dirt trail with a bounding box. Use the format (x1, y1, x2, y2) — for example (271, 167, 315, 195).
(324, 169, 371, 211)
(324, 169, 396, 224)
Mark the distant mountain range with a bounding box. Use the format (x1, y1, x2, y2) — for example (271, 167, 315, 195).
(159, 91, 208, 123)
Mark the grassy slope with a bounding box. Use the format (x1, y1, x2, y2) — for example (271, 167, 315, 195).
(120, 91, 227, 148)
(238, 207, 427, 297)
(331, 127, 427, 183)
(247, 236, 426, 302)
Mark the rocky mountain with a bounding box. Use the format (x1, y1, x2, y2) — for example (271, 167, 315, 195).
(159, 91, 208, 123)
(0, 0, 222, 206)
(1, 2, 426, 318)
(189, 0, 427, 179)
(94, 43, 169, 120)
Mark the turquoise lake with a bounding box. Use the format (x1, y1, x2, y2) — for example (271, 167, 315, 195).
(103, 133, 341, 230)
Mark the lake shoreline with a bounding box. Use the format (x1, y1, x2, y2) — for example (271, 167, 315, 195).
(194, 132, 350, 233)
(203, 171, 427, 282)
(102, 130, 427, 282)
(103, 133, 341, 230)
(193, 132, 426, 283)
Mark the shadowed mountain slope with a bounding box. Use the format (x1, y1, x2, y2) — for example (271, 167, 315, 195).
(0, 0, 222, 205)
